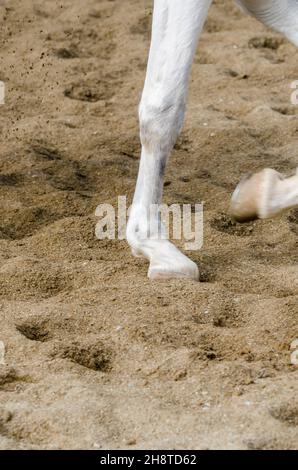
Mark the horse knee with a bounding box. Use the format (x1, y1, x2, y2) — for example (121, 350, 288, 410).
(139, 94, 185, 153)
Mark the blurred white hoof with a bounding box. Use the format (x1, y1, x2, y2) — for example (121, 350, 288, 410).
(230, 168, 284, 222)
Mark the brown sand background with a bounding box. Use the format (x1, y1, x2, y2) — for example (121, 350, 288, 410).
(0, 0, 298, 449)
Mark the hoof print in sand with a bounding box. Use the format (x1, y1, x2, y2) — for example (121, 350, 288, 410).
(31, 143, 62, 161)
(54, 47, 79, 59)
(210, 213, 254, 236)
(16, 319, 50, 342)
(52, 341, 112, 372)
(248, 36, 283, 50)
(0, 408, 13, 436)
(270, 403, 298, 427)
(0, 366, 17, 387)
(199, 265, 216, 283)
(0, 408, 13, 425)
(272, 106, 297, 116)
(246, 438, 290, 450)
(0, 173, 22, 186)
(64, 81, 113, 103)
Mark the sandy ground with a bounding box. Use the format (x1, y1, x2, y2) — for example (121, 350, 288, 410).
(0, 0, 298, 450)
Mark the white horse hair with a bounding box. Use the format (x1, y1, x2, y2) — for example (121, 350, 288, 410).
(127, 0, 298, 280)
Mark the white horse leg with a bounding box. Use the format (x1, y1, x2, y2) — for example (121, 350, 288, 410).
(231, 0, 298, 221)
(236, 0, 298, 46)
(231, 169, 298, 221)
(127, 0, 212, 280)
